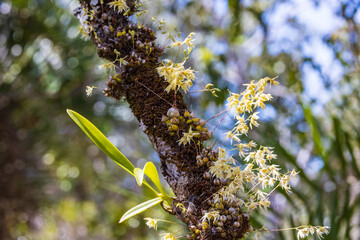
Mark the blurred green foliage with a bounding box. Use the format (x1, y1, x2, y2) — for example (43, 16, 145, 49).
(0, 0, 359, 239)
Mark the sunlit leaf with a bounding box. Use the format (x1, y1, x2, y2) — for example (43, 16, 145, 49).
(134, 168, 144, 186)
(133, 162, 171, 203)
(143, 162, 166, 195)
(67, 109, 134, 174)
(119, 197, 163, 223)
(67, 109, 159, 195)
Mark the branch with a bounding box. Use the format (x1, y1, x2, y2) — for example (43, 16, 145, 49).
(74, 1, 251, 239)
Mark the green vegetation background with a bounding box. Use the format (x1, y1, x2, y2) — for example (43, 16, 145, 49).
(0, 0, 359, 239)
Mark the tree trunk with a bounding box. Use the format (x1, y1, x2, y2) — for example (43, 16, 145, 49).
(75, 1, 251, 239)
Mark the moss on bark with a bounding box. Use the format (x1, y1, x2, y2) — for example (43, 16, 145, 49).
(75, 1, 251, 239)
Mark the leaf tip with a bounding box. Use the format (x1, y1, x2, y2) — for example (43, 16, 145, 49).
(66, 109, 74, 116)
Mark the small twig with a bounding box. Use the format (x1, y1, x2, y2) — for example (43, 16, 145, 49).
(175, 45, 181, 62)
(211, 138, 218, 149)
(210, 108, 231, 136)
(206, 108, 230, 123)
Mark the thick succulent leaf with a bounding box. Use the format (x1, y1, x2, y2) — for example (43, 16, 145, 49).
(133, 162, 170, 202)
(67, 109, 159, 195)
(143, 162, 166, 195)
(67, 109, 135, 174)
(119, 197, 163, 223)
(134, 168, 144, 186)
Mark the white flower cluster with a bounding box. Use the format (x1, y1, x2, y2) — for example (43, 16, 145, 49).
(208, 78, 299, 213)
(144, 217, 158, 231)
(296, 225, 330, 239)
(225, 77, 278, 140)
(171, 32, 196, 56)
(160, 233, 176, 240)
(157, 60, 195, 93)
(178, 127, 199, 146)
(157, 33, 197, 93)
(108, 0, 129, 13)
(205, 78, 329, 239)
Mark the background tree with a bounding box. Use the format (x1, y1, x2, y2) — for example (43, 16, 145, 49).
(0, 0, 359, 239)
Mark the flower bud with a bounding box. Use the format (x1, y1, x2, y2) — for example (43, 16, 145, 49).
(203, 172, 211, 180)
(161, 115, 168, 122)
(169, 125, 178, 131)
(167, 107, 180, 117)
(196, 159, 204, 167)
(220, 215, 227, 223)
(170, 118, 179, 124)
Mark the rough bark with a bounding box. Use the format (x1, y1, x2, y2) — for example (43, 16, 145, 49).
(75, 1, 251, 239)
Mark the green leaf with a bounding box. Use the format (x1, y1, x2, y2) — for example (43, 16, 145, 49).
(133, 162, 171, 203)
(134, 168, 144, 186)
(301, 104, 336, 179)
(302, 104, 325, 158)
(143, 162, 166, 195)
(332, 117, 347, 177)
(119, 197, 163, 223)
(67, 109, 135, 174)
(344, 132, 360, 178)
(67, 109, 159, 196)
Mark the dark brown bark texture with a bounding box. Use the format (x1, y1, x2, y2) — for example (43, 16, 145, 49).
(75, 1, 250, 239)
